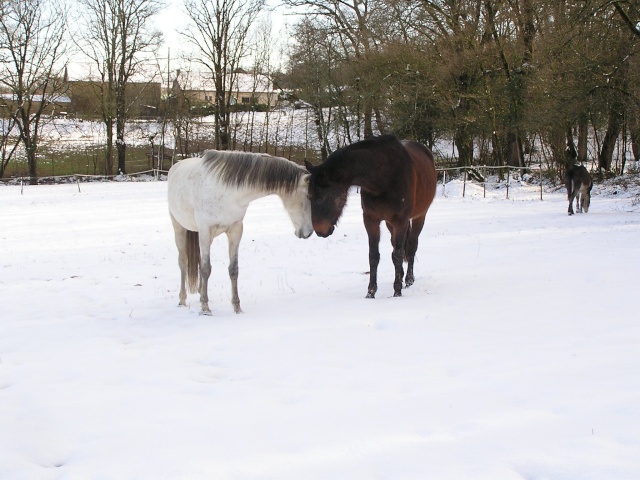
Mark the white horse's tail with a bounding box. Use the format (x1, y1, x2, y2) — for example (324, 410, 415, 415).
(186, 230, 200, 294)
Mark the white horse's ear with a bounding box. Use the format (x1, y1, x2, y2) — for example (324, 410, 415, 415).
(303, 173, 311, 184)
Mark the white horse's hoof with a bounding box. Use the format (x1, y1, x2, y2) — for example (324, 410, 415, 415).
(199, 310, 212, 316)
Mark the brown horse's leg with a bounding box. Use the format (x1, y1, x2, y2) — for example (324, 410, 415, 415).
(390, 221, 409, 297)
(405, 215, 426, 287)
(363, 212, 381, 299)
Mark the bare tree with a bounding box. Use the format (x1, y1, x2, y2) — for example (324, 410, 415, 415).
(168, 67, 202, 159)
(181, 0, 265, 150)
(285, 18, 344, 159)
(75, 0, 163, 175)
(0, 116, 19, 178)
(283, 0, 386, 139)
(612, 1, 640, 37)
(0, 0, 67, 183)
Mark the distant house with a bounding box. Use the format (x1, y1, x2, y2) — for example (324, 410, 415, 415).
(170, 70, 279, 110)
(0, 92, 71, 117)
(66, 81, 162, 118)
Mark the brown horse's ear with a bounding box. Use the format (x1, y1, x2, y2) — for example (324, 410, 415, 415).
(304, 160, 316, 173)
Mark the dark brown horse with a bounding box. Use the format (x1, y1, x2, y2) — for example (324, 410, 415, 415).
(304, 134, 437, 298)
(565, 164, 593, 215)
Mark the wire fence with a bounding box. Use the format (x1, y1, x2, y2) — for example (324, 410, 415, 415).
(0, 163, 554, 201)
(0, 169, 169, 193)
(437, 164, 546, 200)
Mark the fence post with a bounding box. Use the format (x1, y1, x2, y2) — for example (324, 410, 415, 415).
(442, 169, 446, 196)
(483, 167, 486, 198)
(506, 166, 510, 199)
(540, 162, 543, 201)
(462, 168, 467, 198)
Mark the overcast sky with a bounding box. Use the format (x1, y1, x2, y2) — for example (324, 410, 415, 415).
(66, 1, 296, 81)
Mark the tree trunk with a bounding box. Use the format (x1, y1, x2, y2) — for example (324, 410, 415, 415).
(454, 126, 474, 167)
(363, 102, 373, 139)
(27, 143, 38, 185)
(105, 117, 114, 176)
(115, 74, 127, 174)
(116, 113, 127, 174)
(598, 107, 623, 172)
(549, 126, 566, 182)
(213, 70, 229, 150)
(505, 130, 524, 168)
(454, 72, 474, 167)
(577, 118, 588, 163)
(116, 137, 126, 175)
(19, 115, 39, 185)
(374, 107, 388, 136)
(629, 114, 640, 161)
(566, 127, 578, 162)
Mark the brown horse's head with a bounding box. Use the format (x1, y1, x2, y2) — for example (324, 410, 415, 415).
(304, 160, 349, 237)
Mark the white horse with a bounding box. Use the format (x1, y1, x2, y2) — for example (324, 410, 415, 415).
(168, 150, 313, 315)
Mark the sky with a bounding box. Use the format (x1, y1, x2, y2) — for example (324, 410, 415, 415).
(67, 0, 296, 81)
(151, 0, 296, 72)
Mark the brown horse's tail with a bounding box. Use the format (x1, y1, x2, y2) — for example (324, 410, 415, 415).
(403, 223, 412, 263)
(186, 230, 200, 294)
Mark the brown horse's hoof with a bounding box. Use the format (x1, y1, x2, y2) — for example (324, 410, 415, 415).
(393, 291, 402, 297)
(366, 292, 375, 299)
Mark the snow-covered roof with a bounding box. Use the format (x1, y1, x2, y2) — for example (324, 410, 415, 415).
(0, 93, 71, 103)
(175, 71, 276, 93)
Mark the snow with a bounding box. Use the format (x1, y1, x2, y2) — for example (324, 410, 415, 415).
(1, 178, 639, 479)
(32, 112, 459, 160)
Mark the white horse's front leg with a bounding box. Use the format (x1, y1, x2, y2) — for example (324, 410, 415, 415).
(226, 222, 244, 314)
(170, 214, 189, 307)
(198, 230, 214, 316)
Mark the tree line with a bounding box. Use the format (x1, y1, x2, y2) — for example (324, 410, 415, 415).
(2, 0, 639, 183)
(280, 0, 640, 179)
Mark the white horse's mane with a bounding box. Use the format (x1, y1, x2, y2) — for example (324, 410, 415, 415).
(202, 150, 306, 195)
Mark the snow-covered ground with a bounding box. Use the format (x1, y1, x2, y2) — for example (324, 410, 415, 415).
(1, 179, 639, 479)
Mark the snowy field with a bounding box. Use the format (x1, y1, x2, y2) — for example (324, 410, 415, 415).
(1, 178, 639, 479)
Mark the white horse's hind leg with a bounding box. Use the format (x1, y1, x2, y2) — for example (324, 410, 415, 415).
(198, 230, 214, 315)
(170, 214, 189, 307)
(226, 222, 244, 314)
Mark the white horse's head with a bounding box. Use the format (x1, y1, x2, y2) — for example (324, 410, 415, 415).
(280, 174, 314, 239)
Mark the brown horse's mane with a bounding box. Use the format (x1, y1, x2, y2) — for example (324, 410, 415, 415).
(328, 134, 402, 163)
(203, 150, 306, 195)
(321, 134, 408, 187)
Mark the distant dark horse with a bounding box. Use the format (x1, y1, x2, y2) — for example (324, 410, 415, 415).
(305, 134, 437, 298)
(565, 164, 593, 215)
